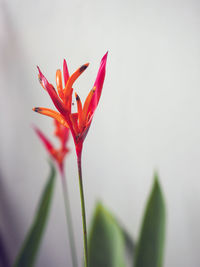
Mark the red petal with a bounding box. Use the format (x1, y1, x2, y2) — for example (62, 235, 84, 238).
(54, 119, 70, 147)
(70, 113, 79, 136)
(64, 63, 89, 111)
(88, 52, 108, 114)
(37, 66, 66, 115)
(63, 59, 70, 86)
(33, 126, 54, 154)
(62, 127, 70, 147)
(56, 69, 64, 100)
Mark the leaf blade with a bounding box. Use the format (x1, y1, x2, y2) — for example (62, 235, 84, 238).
(88, 203, 126, 267)
(134, 174, 166, 267)
(14, 161, 56, 267)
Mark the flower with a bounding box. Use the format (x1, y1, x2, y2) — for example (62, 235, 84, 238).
(34, 120, 70, 172)
(33, 52, 108, 158)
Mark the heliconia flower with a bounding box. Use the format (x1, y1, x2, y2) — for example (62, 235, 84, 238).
(34, 120, 70, 173)
(33, 52, 108, 158)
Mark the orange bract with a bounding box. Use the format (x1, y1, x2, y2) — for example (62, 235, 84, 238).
(34, 120, 70, 172)
(33, 52, 108, 157)
(33, 107, 69, 128)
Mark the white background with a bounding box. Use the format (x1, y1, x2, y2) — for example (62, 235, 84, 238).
(0, 0, 200, 266)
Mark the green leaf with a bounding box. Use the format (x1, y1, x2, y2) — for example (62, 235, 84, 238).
(116, 221, 134, 255)
(14, 161, 56, 267)
(134, 173, 166, 267)
(112, 217, 134, 266)
(88, 203, 126, 267)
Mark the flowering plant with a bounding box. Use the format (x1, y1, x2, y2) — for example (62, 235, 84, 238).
(9, 53, 166, 267)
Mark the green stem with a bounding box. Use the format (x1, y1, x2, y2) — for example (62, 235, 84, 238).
(77, 154, 88, 267)
(61, 171, 78, 267)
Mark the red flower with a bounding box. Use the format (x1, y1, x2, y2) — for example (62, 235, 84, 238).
(33, 52, 108, 158)
(34, 120, 70, 173)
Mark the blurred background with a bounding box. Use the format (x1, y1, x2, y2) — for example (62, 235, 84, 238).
(0, 0, 200, 266)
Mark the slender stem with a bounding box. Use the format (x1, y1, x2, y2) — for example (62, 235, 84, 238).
(77, 153, 88, 267)
(61, 170, 78, 267)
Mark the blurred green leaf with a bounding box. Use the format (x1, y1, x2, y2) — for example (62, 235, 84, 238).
(113, 217, 134, 266)
(117, 221, 134, 255)
(14, 161, 56, 267)
(134, 174, 166, 267)
(88, 203, 126, 267)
